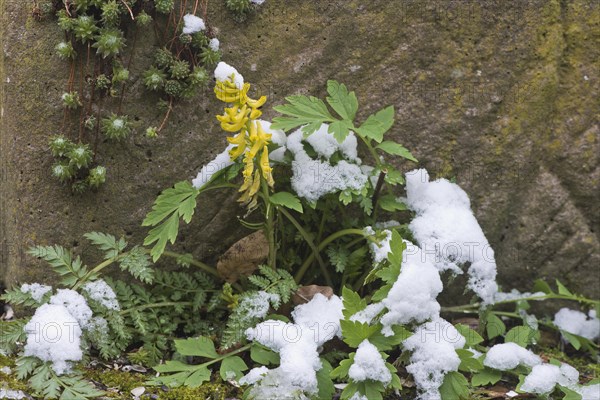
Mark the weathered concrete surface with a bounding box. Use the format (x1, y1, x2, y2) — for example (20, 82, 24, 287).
(1, 0, 599, 298)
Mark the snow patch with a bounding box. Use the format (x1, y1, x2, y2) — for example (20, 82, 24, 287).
(82, 279, 120, 311)
(494, 289, 546, 303)
(380, 241, 443, 335)
(287, 125, 368, 203)
(576, 383, 600, 399)
(521, 363, 579, 395)
(403, 319, 465, 400)
(20, 283, 52, 302)
(209, 38, 220, 51)
(483, 343, 542, 370)
(405, 169, 498, 304)
(214, 62, 244, 88)
(24, 304, 83, 375)
(49, 289, 92, 328)
(348, 340, 391, 385)
(364, 227, 392, 265)
(554, 308, 600, 340)
(239, 366, 269, 385)
(182, 14, 205, 34)
(291, 293, 343, 345)
(0, 389, 26, 399)
(239, 291, 280, 319)
(242, 294, 343, 398)
(192, 144, 235, 189)
(350, 302, 385, 325)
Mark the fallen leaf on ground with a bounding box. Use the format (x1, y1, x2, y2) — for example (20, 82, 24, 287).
(217, 230, 269, 283)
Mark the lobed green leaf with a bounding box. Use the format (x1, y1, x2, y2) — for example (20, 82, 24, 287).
(355, 106, 394, 143)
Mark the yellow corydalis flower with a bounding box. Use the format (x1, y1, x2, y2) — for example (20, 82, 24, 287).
(216, 104, 249, 132)
(215, 75, 250, 104)
(214, 66, 273, 208)
(234, 121, 274, 204)
(260, 144, 274, 187)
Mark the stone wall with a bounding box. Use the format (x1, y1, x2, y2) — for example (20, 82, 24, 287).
(1, 0, 598, 297)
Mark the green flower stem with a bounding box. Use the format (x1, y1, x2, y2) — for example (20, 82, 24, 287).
(371, 169, 387, 221)
(355, 129, 393, 193)
(278, 207, 332, 287)
(161, 250, 219, 277)
(442, 293, 599, 314)
(200, 343, 253, 368)
(119, 301, 194, 316)
(443, 308, 563, 334)
(356, 132, 381, 169)
(160, 250, 243, 293)
(340, 270, 349, 292)
(201, 183, 240, 191)
(495, 294, 599, 306)
(261, 179, 277, 269)
(352, 269, 372, 292)
(294, 228, 374, 284)
(73, 247, 242, 293)
(316, 211, 327, 250)
(71, 254, 127, 291)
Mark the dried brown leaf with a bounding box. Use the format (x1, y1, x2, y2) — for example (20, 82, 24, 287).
(292, 285, 334, 305)
(217, 230, 269, 283)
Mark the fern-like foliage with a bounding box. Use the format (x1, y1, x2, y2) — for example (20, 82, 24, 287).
(221, 266, 298, 349)
(84, 232, 154, 283)
(1, 287, 50, 308)
(83, 231, 126, 259)
(27, 245, 94, 286)
(326, 244, 368, 280)
(153, 270, 214, 311)
(142, 181, 199, 262)
(0, 319, 27, 355)
(16, 357, 105, 400)
(94, 272, 222, 365)
(118, 245, 154, 283)
(247, 265, 298, 304)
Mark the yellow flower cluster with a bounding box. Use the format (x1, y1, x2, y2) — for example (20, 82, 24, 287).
(215, 74, 273, 209)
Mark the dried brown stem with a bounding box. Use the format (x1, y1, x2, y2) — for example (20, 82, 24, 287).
(371, 169, 388, 211)
(202, 0, 208, 21)
(77, 47, 88, 143)
(92, 97, 102, 162)
(157, 98, 174, 132)
(64, 0, 71, 16)
(120, 0, 135, 20)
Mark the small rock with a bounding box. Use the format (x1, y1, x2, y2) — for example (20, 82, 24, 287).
(130, 387, 145, 398)
(130, 365, 147, 373)
(122, 364, 147, 373)
(1, 305, 14, 321)
(0, 388, 26, 399)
